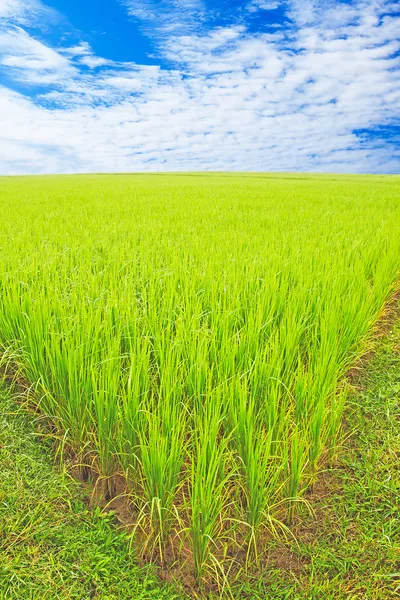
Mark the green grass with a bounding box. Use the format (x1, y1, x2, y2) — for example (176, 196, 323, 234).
(0, 386, 184, 600)
(0, 172, 399, 586)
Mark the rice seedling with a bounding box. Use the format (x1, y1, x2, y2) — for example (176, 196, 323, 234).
(0, 172, 399, 587)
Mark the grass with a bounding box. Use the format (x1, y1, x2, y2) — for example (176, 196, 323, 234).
(0, 387, 184, 600)
(0, 172, 399, 587)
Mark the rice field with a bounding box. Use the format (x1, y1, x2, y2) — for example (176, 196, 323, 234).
(0, 173, 399, 587)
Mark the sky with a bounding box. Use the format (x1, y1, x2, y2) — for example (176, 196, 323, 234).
(0, 0, 399, 174)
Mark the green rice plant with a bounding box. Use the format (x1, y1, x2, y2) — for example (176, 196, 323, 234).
(325, 387, 348, 467)
(137, 392, 186, 560)
(0, 172, 399, 584)
(189, 390, 234, 583)
(284, 424, 309, 526)
(118, 335, 150, 480)
(228, 377, 282, 552)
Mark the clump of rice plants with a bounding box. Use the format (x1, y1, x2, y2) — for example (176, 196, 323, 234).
(0, 173, 399, 589)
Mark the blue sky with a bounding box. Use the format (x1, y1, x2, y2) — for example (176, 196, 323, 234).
(0, 0, 399, 174)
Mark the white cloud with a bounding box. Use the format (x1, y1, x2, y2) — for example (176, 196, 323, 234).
(101, 75, 144, 92)
(0, 0, 399, 174)
(0, 0, 34, 20)
(0, 0, 57, 26)
(121, 0, 206, 38)
(59, 42, 115, 68)
(0, 27, 73, 83)
(79, 55, 114, 68)
(247, 0, 280, 12)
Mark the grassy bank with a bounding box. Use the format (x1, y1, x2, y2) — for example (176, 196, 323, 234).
(237, 302, 400, 599)
(0, 386, 184, 600)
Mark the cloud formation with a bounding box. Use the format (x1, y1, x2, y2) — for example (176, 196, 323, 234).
(121, 0, 207, 39)
(246, 1, 280, 12)
(0, 0, 399, 174)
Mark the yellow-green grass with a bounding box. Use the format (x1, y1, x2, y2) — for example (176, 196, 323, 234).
(0, 173, 399, 587)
